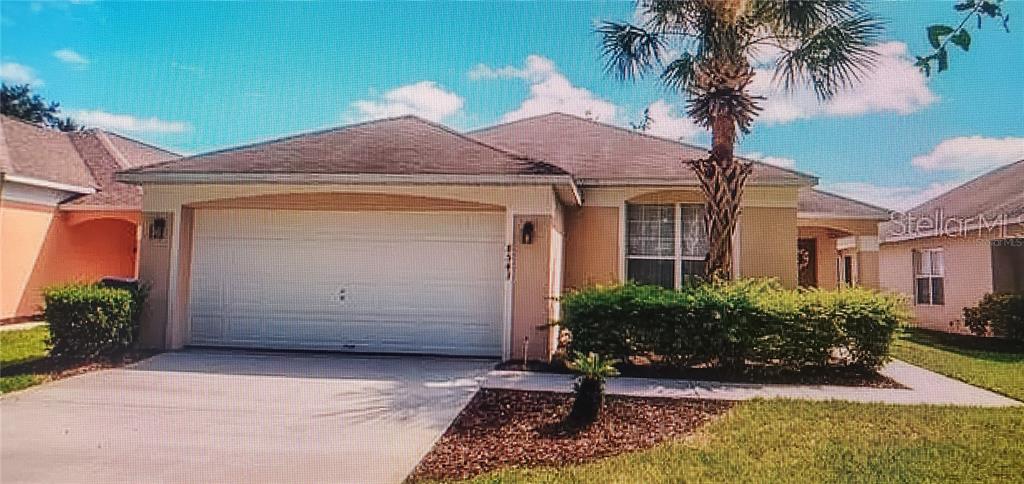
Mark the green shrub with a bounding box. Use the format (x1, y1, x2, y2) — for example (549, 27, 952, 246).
(43, 283, 144, 358)
(964, 293, 1024, 342)
(560, 279, 909, 371)
(805, 287, 909, 368)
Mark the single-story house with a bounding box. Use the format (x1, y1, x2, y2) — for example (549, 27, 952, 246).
(880, 158, 1024, 332)
(0, 115, 179, 322)
(119, 113, 888, 361)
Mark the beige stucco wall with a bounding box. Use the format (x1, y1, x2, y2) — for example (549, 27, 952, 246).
(797, 217, 881, 235)
(858, 250, 880, 289)
(879, 224, 1024, 333)
(563, 206, 620, 290)
(512, 215, 556, 361)
(137, 182, 822, 358)
(137, 185, 564, 360)
(569, 186, 802, 288)
(740, 206, 799, 287)
(137, 212, 174, 348)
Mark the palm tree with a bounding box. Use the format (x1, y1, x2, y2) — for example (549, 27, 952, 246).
(600, 0, 883, 280)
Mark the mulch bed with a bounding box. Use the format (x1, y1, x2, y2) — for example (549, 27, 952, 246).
(496, 360, 904, 388)
(0, 350, 159, 385)
(407, 389, 734, 482)
(904, 328, 1024, 353)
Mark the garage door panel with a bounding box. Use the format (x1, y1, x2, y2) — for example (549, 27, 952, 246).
(190, 316, 224, 342)
(189, 209, 505, 356)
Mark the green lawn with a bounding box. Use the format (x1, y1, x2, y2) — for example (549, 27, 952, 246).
(892, 329, 1024, 401)
(446, 329, 1024, 483)
(455, 400, 1023, 484)
(1, 325, 51, 393)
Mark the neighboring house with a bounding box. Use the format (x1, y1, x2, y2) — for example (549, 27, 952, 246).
(118, 113, 887, 361)
(880, 159, 1024, 333)
(0, 115, 179, 322)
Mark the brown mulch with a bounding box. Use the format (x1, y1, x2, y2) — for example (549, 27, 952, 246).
(407, 389, 734, 482)
(496, 360, 904, 388)
(0, 350, 159, 385)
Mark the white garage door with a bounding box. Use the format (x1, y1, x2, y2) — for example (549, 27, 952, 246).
(188, 209, 505, 356)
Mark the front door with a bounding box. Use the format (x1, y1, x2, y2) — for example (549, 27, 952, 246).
(798, 238, 817, 287)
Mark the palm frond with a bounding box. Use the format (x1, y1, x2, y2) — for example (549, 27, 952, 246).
(774, 12, 884, 99)
(755, 0, 863, 34)
(686, 59, 762, 134)
(598, 21, 666, 80)
(660, 53, 698, 91)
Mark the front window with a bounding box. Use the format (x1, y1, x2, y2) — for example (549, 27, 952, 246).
(626, 203, 708, 289)
(913, 248, 944, 305)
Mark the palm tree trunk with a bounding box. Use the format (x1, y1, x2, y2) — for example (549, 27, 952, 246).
(692, 113, 752, 280)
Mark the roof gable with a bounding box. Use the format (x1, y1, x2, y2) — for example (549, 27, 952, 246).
(470, 112, 817, 186)
(1, 115, 179, 208)
(882, 159, 1024, 240)
(798, 188, 891, 220)
(1, 115, 97, 189)
(125, 116, 565, 177)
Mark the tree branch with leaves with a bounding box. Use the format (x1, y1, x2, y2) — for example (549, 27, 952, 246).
(1, 83, 82, 132)
(916, 0, 1010, 76)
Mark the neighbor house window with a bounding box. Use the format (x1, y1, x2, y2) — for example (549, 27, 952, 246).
(913, 248, 944, 305)
(626, 203, 708, 289)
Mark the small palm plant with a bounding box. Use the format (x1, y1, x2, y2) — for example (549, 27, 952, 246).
(566, 352, 620, 426)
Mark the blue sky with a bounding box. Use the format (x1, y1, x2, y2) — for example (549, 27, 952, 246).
(2, 1, 1022, 209)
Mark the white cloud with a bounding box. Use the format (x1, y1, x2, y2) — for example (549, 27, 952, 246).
(349, 81, 463, 122)
(468, 55, 557, 82)
(743, 151, 797, 169)
(70, 110, 191, 134)
(0, 62, 43, 86)
(751, 42, 936, 124)
(471, 55, 618, 123)
(820, 180, 961, 211)
(53, 49, 89, 67)
(643, 99, 703, 142)
(911, 136, 1024, 172)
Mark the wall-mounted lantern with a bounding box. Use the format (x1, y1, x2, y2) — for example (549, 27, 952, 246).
(521, 221, 535, 245)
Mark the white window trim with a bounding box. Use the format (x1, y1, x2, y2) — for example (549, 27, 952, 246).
(624, 202, 708, 289)
(838, 254, 857, 287)
(914, 248, 945, 306)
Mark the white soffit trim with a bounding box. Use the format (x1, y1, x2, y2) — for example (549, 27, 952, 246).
(116, 172, 584, 205)
(798, 211, 890, 221)
(4, 174, 96, 194)
(836, 236, 857, 251)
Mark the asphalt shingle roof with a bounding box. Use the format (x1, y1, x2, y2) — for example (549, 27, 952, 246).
(1, 115, 97, 188)
(470, 113, 817, 186)
(0, 115, 178, 208)
(125, 116, 565, 177)
(882, 159, 1024, 240)
(798, 188, 891, 220)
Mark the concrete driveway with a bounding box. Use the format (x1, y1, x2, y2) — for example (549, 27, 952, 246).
(1, 350, 493, 484)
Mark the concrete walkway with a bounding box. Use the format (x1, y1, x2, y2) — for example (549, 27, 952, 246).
(483, 360, 1021, 407)
(0, 321, 46, 332)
